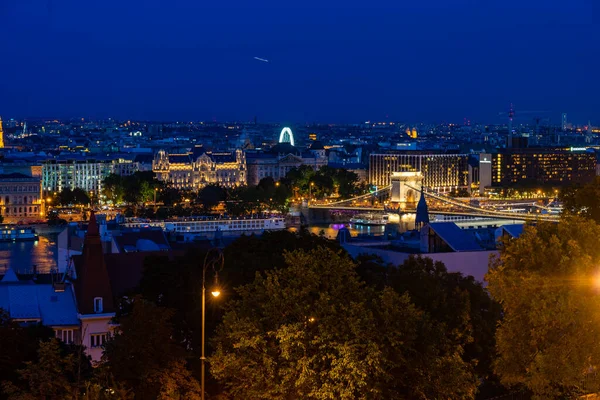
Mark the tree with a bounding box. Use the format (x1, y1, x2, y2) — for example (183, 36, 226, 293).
(103, 297, 199, 399)
(357, 255, 503, 398)
(197, 184, 226, 211)
(2, 339, 80, 400)
(72, 188, 91, 205)
(58, 188, 75, 206)
(486, 217, 600, 399)
(560, 176, 600, 223)
(210, 247, 477, 399)
(222, 229, 342, 291)
(155, 360, 202, 400)
(102, 174, 125, 204)
(0, 309, 56, 385)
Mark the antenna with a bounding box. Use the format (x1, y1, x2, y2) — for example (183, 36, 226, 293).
(507, 103, 514, 149)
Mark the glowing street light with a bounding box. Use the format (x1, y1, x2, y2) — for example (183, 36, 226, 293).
(201, 248, 224, 400)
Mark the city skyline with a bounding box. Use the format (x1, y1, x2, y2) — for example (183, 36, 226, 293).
(1, 0, 597, 124)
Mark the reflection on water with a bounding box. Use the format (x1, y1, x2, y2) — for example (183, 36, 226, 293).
(290, 224, 386, 240)
(0, 234, 58, 274)
(0, 224, 382, 274)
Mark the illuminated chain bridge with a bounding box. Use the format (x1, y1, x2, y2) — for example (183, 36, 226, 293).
(309, 185, 560, 222)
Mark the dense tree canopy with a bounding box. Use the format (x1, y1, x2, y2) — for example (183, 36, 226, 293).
(0, 310, 56, 385)
(284, 165, 363, 200)
(101, 171, 159, 205)
(210, 247, 478, 399)
(560, 176, 600, 223)
(103, 298, 200, 400)
(53, 187, 91, 206)
(224, 177, 291, 216)
(357, 255, 504, 398)
(197, 184, 226, 211)
(487, 217, 600, 399)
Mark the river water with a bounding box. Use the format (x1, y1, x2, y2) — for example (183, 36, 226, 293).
(0, 224, 383, 274)
(0, 233, 59, 274)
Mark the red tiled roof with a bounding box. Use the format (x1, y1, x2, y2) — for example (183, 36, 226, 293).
(74, 211, 115, 315)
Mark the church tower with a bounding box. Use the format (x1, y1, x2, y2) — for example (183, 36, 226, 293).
(0, 117, 4, 148)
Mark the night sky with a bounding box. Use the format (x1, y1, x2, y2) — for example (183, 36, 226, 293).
(0, 0, 597, 124)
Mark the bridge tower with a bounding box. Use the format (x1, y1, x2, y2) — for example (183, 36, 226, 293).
(390, 171, 423, 209)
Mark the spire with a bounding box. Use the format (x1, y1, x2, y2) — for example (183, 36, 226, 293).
(75, 210, 114, 315)
(415, 187, 429, 229)
(87, 210, 99, 236)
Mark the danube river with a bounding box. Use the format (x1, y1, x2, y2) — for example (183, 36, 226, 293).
(0, 224, 382, 274)
(0, 234, 59, 274)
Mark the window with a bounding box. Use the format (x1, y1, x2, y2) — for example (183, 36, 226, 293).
(90, 333, 107, 348)
(94, 297, 103, 313)
(56, 329, 74, 344)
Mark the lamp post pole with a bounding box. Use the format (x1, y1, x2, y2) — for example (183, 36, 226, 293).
(201, 249, 223, 400)
(201, 276, 206, 400)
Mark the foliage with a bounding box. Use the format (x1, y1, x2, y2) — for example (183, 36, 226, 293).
(55, 188, 91, 206)
(357, 255, 504, 398)
(224, 178, 291, 216)
(222, 229, 342, 291)
(0, 309, 56, 385)
(138, 252, 210, 355)
(101, 172, 159, 205)
(284, 165, 362, 200)
(2, 339, 81, 400)
(103, 297, 199, 399)
(155, 360, 202, 400)
(101, 174, 125, 204)
(197, 184, 226, 211)
(210, 247, 477, 399)
(487, 217, 600, 399)
(560, 176, 600, 223)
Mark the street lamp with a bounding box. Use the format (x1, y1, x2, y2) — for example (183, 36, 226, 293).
(201, 248, 224, 400)
(309, 182, 314, 204)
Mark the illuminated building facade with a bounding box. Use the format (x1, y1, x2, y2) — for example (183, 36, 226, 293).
(369, 152, 469, 191)
(488, 149, 596, 187)
(42, 158, 139, 194)
(153, 147, 246, 190)
(0, 173, 42, 221)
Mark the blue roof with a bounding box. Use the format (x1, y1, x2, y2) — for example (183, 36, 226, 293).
(426, 222, 482, 252)
(0, 282, 79, 326)
(502, 224, 525, 238)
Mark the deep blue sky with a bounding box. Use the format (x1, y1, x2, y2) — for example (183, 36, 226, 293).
(0, 0, 597, 124)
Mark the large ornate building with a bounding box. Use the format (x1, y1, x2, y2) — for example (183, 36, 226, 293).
(0, 173, 43, 221)
(153, 146, 247, 190)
